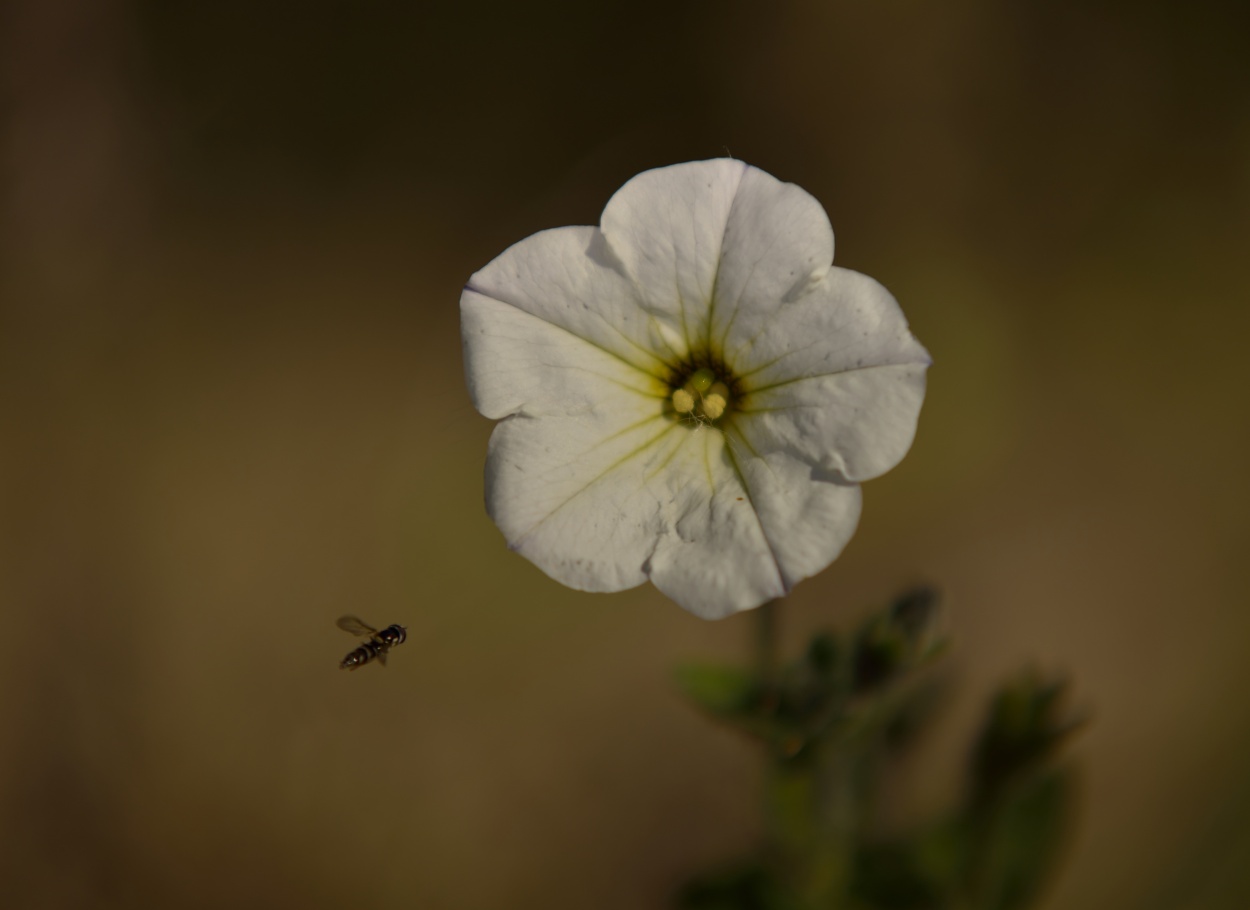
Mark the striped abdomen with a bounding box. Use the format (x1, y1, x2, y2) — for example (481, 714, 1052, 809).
(339, 625, 406, 670)
(340, 639, 384, 670)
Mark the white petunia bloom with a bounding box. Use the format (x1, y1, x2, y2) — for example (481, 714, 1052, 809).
(461, 160, 930, 619)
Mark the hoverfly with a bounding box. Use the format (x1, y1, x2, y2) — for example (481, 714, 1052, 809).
(337, 615, 406, 670)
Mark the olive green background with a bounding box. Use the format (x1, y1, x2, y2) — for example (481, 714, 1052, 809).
(2, 1, 1248, 907)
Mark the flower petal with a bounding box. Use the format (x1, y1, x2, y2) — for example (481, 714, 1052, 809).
(462, 290, 667, 420)
(647, 430, 864, 616)
(643, 429, 788, 618)
(720, 266, 929, 483)
(724, 430, 864, 591)
(599, 159, 749, 347)
(728, 266, 930, 385)
(708, 166, 836, 353)
(737, 363, 929, 484)
(485, 403, 677, 594)
(463, 225, 682, 394)
(489, 415, 831, 617)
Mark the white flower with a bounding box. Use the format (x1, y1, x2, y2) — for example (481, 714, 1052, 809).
(461, 160, 930, 619)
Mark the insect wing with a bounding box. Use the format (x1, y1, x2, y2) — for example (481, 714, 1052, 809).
(336, 615, 379, 638)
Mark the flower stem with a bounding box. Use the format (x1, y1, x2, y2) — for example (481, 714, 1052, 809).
(755, 599, 778, 688)
(756, 598, 857, 908)
(756, 600, 803, 891)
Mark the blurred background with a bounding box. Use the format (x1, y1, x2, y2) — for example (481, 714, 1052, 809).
(2, 0, 1248, 907)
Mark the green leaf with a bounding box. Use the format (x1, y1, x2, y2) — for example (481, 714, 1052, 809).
(851, 587, 944, 695)
(890, 586, 941, 641)
(805, 632, 839, 678)
(972, 769, 1072, 910)
(881, 678, 948, 752)
(971, 674, 1082, 805)
(675, 663, 760, 717)
(853, 820, 965, 909)
(853, 842, 940, 909)
(676, 862, 800, 910)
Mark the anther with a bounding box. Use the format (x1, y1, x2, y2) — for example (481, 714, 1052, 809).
(672, 388, 696, 414)
(702, 382, 729, 420)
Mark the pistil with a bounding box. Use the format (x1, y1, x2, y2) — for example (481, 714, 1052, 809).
(670, 368, 733, 424)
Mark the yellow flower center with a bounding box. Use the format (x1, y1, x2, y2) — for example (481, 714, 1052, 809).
(670, 366, 734, 425)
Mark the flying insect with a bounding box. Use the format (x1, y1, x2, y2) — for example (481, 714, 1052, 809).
(337, 615, 406, 670)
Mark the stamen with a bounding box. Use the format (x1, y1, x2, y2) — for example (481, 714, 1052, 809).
(702, 382, 729, 420)
(667, 362, 736, 425)
(672, 388, 696, 414)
